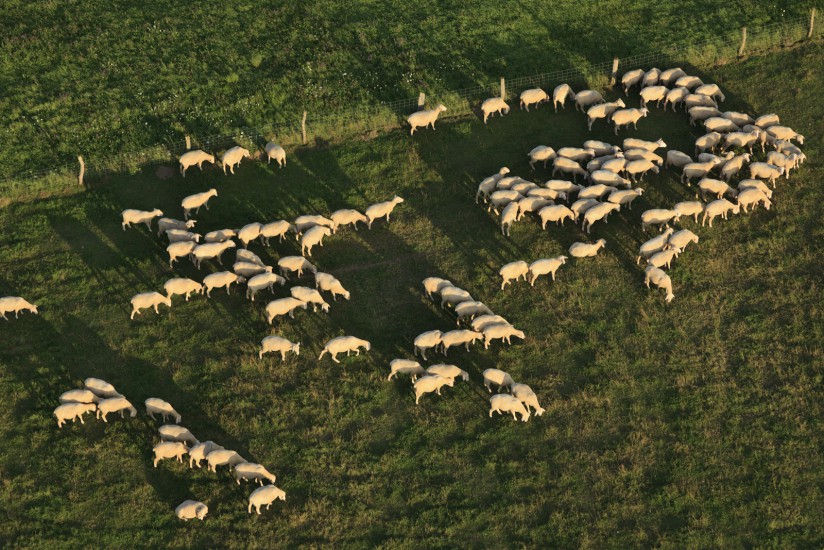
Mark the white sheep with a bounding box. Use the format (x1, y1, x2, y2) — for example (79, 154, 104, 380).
(54, 402, 96, 427)
(153, 441, 188, 467)
(773, 140, 807, 164)
(704, 117, 740, 134)
(722, 131, 760, 154)
(684, 94, 717, 110)
(623, 148, 663, 167)
(688, 106, 722, 126)
(737, 179, 773, 199)
(489, 394, 531, 422)
(528, 256, 567, 285)
(639, 86, 668, 109)
(157, 217, 196, 237)
(625, 159, 659, 182)
(408, 104, 447, 134)
(294, 215, 335, 234)
(674, 75, 703, 90)
(695, 83, 725, 102)
(96, 397, 137, 422)
(528, 188, 567, 202)
(388, 358, 425, 382)
(643, 67, 663, 87)
(182, 189, 218, 220)
(265, 297, 307, 324)
(600, 157, 628, 174)
(188, 441, 224, 468)
(538, 205, 577, 228)
(237, 247, 268, 264)
(489, 189, 522, 214)
(471, 315, 510, 332)
(516, 196, 554, 220)
(301, 225, 332, 257)
(426, 364, 469, 382)
(624, 138, 666, 152)
(659, 67, 686, 86)
(664, 87, 690, 111)
(636, 228, 674, 264)
(318, 336, 371, 363)
(259, 336, 301, 360)
(719, 153, 751, 182)
(192, 241, 237, 269)
(159, 424, 199, 446)
(586, 99, 626, 130)
(499, 260, 529, 290)
(511, 383, 546, 416)
(748, 163, 785, 186)
(579, 184, 617, 200)
(246, 272, 286, 301)
(233, 261, 271, 278)
(233, 223, 262, 249)
(121, 208, 163, 231)
(291, 286, 330, 313)
(203, 271, 245, 297)
(414, 330, 443, 360)
(260, 220, 295, 244)
(235, 462, 277, 486)
(59, 389, 99, 404)
(330, 209, 367, 232)
(646, 248, 678, 269)
(681, 161, 716, 184)
(221, 146, 250, 175)
(482, 368, 515, 392)
(84, 378, 122, 398)
(204, 228, 237, 243)
(482, 323, 525, 349)
(145, 398, 181, 423)
(130, 292, 171, 320)
(622, 69, 645, 93)
(365, 196, 404, 228)
(695, 132, 723, 156)
(175, 500, 208, 521)
(571, 198, 599, 217)
(264, 142, 286, 168)
(641, 209, 681, 231)
(545, 179, 582, 195)
(584, 140, 621, 156)
(754, 113, 780, 128)
(179, 150, 215, 177)
(165, 229, 201, 243)
(702, 199, 740, 227)
(477, 168, 512, 202)
(278, 256, 317, 279)
(722, 111, 754, 126)
(558, 147, 596, 163)
(248, 485, 286, 514)
(206, 449, 246, 472)
(413, 375, 454, 404)
(611, 108, 648, 134)
(607, 188, 644, 209)
(528, 146, 557, 170)
(422, 277, 453, 299)
(439, 286, 474, 308)
(440, 330, 483, 355)
(697, 178, 737, 201)
(454, 301, 494, 324)
(737, 188, 772, 213)
(0, 296, 38, 320)
(644, 265, 675, 303)
(569, 239, 606, 258)
(315, 272, 350, 301)
(698, 151, 734, 170)
(673, 201, 704, 223)
(582, 202, 620, 233)
(164, 278, 204, 302)
(766, 151, 799, 178)
(519, 88, 549, 111)
(668, 229, 699, 251)
(481, 97, 510, 123)
(573, 90, 605, 111)
(553, 83, 575, 110)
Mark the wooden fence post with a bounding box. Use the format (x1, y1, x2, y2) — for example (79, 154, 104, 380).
(301, 111, 307, 145)
(417, 93, 426, 110)
(611, 57, 619, 86)
(185, 135, 191, 150)
(500, 77, 506, 100)
(809, 8, 816, 39)
(77, 155, 85, 187)
(738, 27, 747, 56)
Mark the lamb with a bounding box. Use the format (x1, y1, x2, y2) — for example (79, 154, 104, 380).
(259, 336, 301, 360)
(582, 202, 621, 233)
(203, 271, 245, 297)
(528, 146, 556, 170)
(159, 424, 199, 446)
(737, 188, 772, 213)
(0, 297, 38, 320)
(611, 108, 648, 134)
(426, 364, 469, 382)
(722, 111, 755, 127)
(439, 286, 474, 308)
(440, 330, 483, 355)
(130, 292, 171, 320)
(265, 297, 308, 324)
(153, 441, 188, 467)
(290, 286, 330, 313)
(586, 99, 626, 130)
(259, 220, 295, 244)
(315, 272, 350, 301)
(646, 248, 678, 269)
(59, 389, 100, 404)
(454, 301, 494, 324)
(318, 336, 371, 363)
(413, 375, 454, 404)
(641, 209, 681, 231)
(482, 323, 525, 349)
(569, 239, 606, 258)
(684, 94, 717, 109)
(165, 229, 201, 243)
(571, 198, 599, 217)
(221, 146, 250, 175)
(589, 170, 631, 188)
(579, 184, 617, 200)
(54, 402, 96, 427)
(704, 117, 740, 134)
(330, 209, 368, 232)
(695, 83, 725, 102)
(248, 485, 286, 514)
(482, 368, 515, 392)
(235, 462, 277, 486)
(673, 201, 704, 223)
(639, 86, 668, 109)
(408, 104, 447, 134)
(294, 215, 335, 234)
(644, 265, 675, 303)
(204, 229, 237, 243)
(519, 88, 549, 111)
(365, 196, 404, 228)
(277, 256, 317, 279)
(689, 106, 723, 125)
(179, 150, 215, 177)
(388, 359, 426, 382)
(264, 142, 286, 168)
(84, 378, 122, 398)
(719, 153, 751, 182)
(625, 159, 659, 182)
(206, 449, 246, 472)
(766, 151, 799, 178)
(511, 383, 546, 416)
(674, 75, 703, 90)
(621, 69, 644, 93)
(553, 83, 575, 110)
(471, 315, 510, 332)
(528, 256, 567, 285)
(545, 179, 582, 195)
(145, 398, 181, 423)
(538, 205, 577, 228)
(121, 208, 163, 231)
(702, 199, 740, 227)
(481, 97, 510, 123)
(722, 131, 760, 154)
(695, 132, 723, 155)
(499, 261, 529, 289)
(188, 441, 224, 468)
(624, 138, 666, 152)
(668, 229, 699, 251)
(164, 278, 204, 302)
(181, 189, 218, 220)
(175, 501, 209, 521)
(192, 241, 237, 268)
(659, 67, 686, 86)
(681, 161, 716, 184)
(413, 330, 443, 360)
(697, 178, 738, 201)
(300, 225, 332, 257)
(157, 218, 196, 237)
(233, 261, 271, 278)
(96, 397, 137, 422)
(636, 228, 674, 264)
(643, 67, 662, 87)
(748, 163, 785, 186)
(574, 90, 605, 111)
(608, 188, 643, 209)
(664, 87, 690, 111)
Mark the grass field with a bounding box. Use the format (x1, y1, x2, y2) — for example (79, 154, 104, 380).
(1, 41, 823, 547)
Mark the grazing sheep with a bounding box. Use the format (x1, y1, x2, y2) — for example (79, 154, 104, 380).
(188, 441, 224, 468)
(766, 151, 800, 178)
(159, 424, 199, 446)
(737, 179, 773, 199)
(164, 278, 204, 302)
(500, 201, 519, 237)
(157, 217, 196, 237)
(277, 256, 317, 279)
(586, 99, 626, 130)
(639, 86, 668, 109)
(689, 106, 722, 125)
(569, 239, 606, 258)
(622, 69, 644, 93)
(624, 138, 666, 152)
(582, 202, 620, 233)
(704, 117, 740, 134)
(528, 188, 567, 202)
(488, 189, 522, 214)
(697, 178, 738, 201)
(235, 222, 262, 248)
(722, 131, 760, 154)
(239, 249, 273, 269)
(496, 175, 524, 190)
(698, 151, 734, 171)
(773, 140, 806, 164)
(519, 88, 549, 111)
(264, 142, 286, 168)
(668, 229, 699, 251)
(130, 292, 171, 320)
(413, 375, 454, 404)
(625, 159, 659, 182)
(684, 94, 717, 110)
(600, 157, 628, 174)
(204, 229, 237, 244)
(499, 261, 529, 289)
(589, 170, 631, 188)
(490, 394, 531, 421)
(192, 241, 236, 268)
(206, 449, 246, 472)
(179, 150, 215, 177)
(84, 378, 122, 398)
(579, 184, 617, 200)
(203, 271, 245, 297)
(623, 148, 663, 167)
(608, 188, 643, 209)
(413, 330, 443, 360)
(248, 485, 286, 514)
(641, 209, 681, 231)
(290, 286, 330, 313)
(755, 113, 780, 129)
(558, 147, 597, 163)
(440, 330, 483, 355)
(246, 272, 286, 301)
(153, 441, 188, 467)
(528, 146, 557, 170)
(674, 75, 703, 89)
(584, 140, 621, 156)
(553, 83, 575, 110)
(265, 297, 308, 324)
(0, 296, 38, 320)
(482, 323, 525, 349)
(748, 163, 785, 187)
(422, 277, 453, 299)
(330, 209, 367, 232)
(528, 256, 567, 285)
(59, 389, 99, 404)
(54, 402, 96, 427)
(221, 146, 250, 175)
(318, 336, 371, 363)
(121, 208, 163, 231)
(388, 359, 426, 382)
(454, 301, 494, 324)
(681, 161, 716, 184)
(259, 220, 295, 244)
(611, 108, 648, 134)
(365, 196, 404, 229)
(737, 188, 772, 213)
(673, 201, 704, 223)
(426, 364, 469, 382)
(145, 398, 181, 423)
(647, 248, 678, 269)
(695, 132, 723, 156)
(571, 198, 599, 217)
(165, 229, 201, 244)
(695, 83, 725, 102)
(483, 368, 515, 392)
(511, 383, 546, 416)
(545, 179, 582, 195)
(636, 228, 675, 263)
(471, 315, 510, 332)
(233, 261, 271, 278)
(259, 336, 301, 360)
(516, 196, 554, 220)
(702, 199, 740, 227)
(96, 397, 137, 422)
(294, 215, 335, 235)
(476, 168, 512, 202)
(439, 286, 474, 309)
(182, 189, 218, 220)
(644, 265, 675, 303)
(175, 500, 208, 521)
(408, 104, 447, 134)
(719, 154, 751, 182)
(538, 205, 577, 228)
(481, 97, 510, 123)
(664, 86, 690, 111)
(315, 272, 350, 301)
(722, 111, 754, 126)
(235, 463, 277, 486)
(512, 181, 539, 195)
(659, 67, 686, 86)
(643, 67, 663, 87)
(573, 90, 605, 111)
(300, 225, 332, 257)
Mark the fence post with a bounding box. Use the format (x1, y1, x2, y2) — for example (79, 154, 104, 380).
(301, 111, 307, 145)
(77, 156, 85, 187)
(738, 27, 747, 56)
(417, 93, 426, 110)
(185, 135, 191, 150)
(810, 8, 816, 39)
(500, 77, 506, 100)
(611, 57, 619, 86)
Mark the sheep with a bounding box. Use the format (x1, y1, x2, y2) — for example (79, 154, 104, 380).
(387, 358, 426, 382)
(766, 151, 800, 178)
(659, 67, 686, 86)
(558, 147, 597, 163)
(689, 106, 723, 125)
(277, 256, 317, 279)
(293, 215, 335, 235)
(290, 286, 330, 313)
(188, 441, 224, 468)
(608, 188, 643, 209)
(241, 273, 283, 302)
(639, 86, 668, 109)
(644, 265, 675, 303)
(622, 69, 645, 93)
(636, 228, 675, 263)
(265, 297, 307, 324)
(482, 323, 525, 349)
(569, 239, 606, 258)
(528, 188, 567, 203)
(309, 273, 349, 302)
(489, 190, 521, 214)
(477, 168, 512, 203)
(259, 336, 301, 360)
(96, 397, 137, 422)
(641, 209, 681, 232)
(182, 189, 218, 220)
(259, 220, 295, 244)
(233, 261, 271, 279)
(192, 241, 236, 268)
(551, 157, 587, 182)
(579, 185, 617, 201)
(145, 398, 181, 423)
(157, 217, 196, 237)
(440, 330, 483, 355)
(489, 394, 532, 421)
(175, 500, 209, 521)
(684, 94, 717, 110)
(0, 296, 38, 320)
(624, 138, 666, 152)
(681, 161, 716, 184)
(590, 169, 631, 187)
(624, 148, 663, 167)
(574, 90, 605, 111)
(130, 292, 171, 320)
(702, 199, 740, 227)
(538, 205, 577, 229)
(59, 389, 100, 404)
(582, 202, 620, 233)
(426, 364, 469, 382)
(722, 131, 760, 154)
(365, 196, 404, 228)
(439, 286, 474, 308)
(643, 67, 663, 87)
(298, 225, 331, 257)
(235, 462, 277, 486)
(528, 256, 567, 285)
(204, 229, 237, 243)
(587, 154, 619, 173)
(738, 179, 773, 199)
(221, 146, 250, 175)
(165, 229, 201, 244)
(545, 179, 582, 195)
(571, 198, 599, 217)
(499, 261, 529, 290)
(600, 157, 628, 174)
(454, 301, 494, 324)
(202, 271, 244, 297)
(84, 378, 122, 398)
(264, 142, 286, 168)
(722, 111, 754, 126)
(737, 188, 772, 213)
(413, 330, 443, 360)
(318, 336, 371, 363)
(673, 201, 704, 223)
(511, 383, 546, 416)
(695, 132, 723, 156)
(413, 375, 454, 404)
(329, 209, 367, 233)
(121, 208, 163, 231)
(674, 75, 703, 90)
(54, 402, 96, 427)
(625, 159, 659, 182)
(481, 97, 510, 123)
(408, 104, 447, 134)
(230, 223, 260, 249)
(159, 424, 199, 446)
(496, 175, 525, 190)
(755, 113, 780, 129)
(516, 196, 554, 220)
(748, 163, 785, 187)
(583, 140, 621, 156)
(704, 117, 740, 134)
(471, 315, 510, 332)
(153, 441, 188, 467)
(179, 150, 215, 178)
(482, 368, 515, 392)
(525, 147, 557, 171)
(422, 277, 453, 299)
(773, 140, 806, 164)
(163, 278, 204, 302)
(698, 151, 735, 172)
(697, 178, 738, 201)
(668, 229, 699, 251)
(664, 87, 690, 111)
(695, 83, 725, 102)
(206, 449, 247, 472)
(519, 88, 549, 111)
(586, 99, 626, 130)
(611, 108, 648, 134)
(647, 248, 678, 269)
(248, 485, 286, 514)
(552, 83, 575, 110)
(719, 154, 751, 182)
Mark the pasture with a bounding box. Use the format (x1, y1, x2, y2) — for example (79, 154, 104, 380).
(1, 41, 822, 548)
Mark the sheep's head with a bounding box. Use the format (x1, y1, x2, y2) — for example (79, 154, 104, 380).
(364, 341, 372, 351)
(242, 148, 251, 158)
(393, 196, 405, 204)
(763, 198, 772, 211)
(196, 504, 209, 520)
(236, 276, 247, 284)
(436, 104, 447, 112)
(292, 343, 301, 356)
(559, 255, 568, 264)
(616, 99, 626, 108)
(209, 188, 218, 197)
(320, 302, 330, 313)
(499, 167, 510, 176)
(731, 205, 741, 215)
(153, 209, 164, 216)
(796, 135, 805, 144)
(162, 296, 172, 307)
(665, 292, 675, 303)
(651, 165, 660, 174)
(596, 238, 606, 248)
(777, 166, 786, 175)
(30, 304, 39, 314)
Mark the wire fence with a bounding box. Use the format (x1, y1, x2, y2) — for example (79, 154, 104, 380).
(0, 12, 818, 201)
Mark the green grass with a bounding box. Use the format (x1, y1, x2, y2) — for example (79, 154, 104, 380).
(1, 43, 822, 547)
